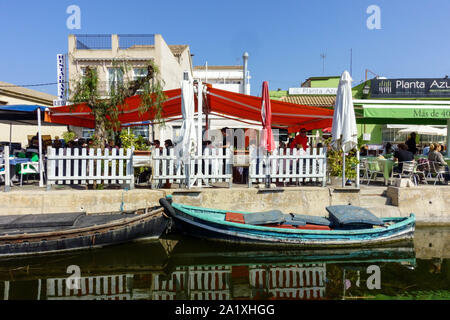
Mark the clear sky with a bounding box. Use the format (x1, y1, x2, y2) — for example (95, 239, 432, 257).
(1, 0, 449, 96)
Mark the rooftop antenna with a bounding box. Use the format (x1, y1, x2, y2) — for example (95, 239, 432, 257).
(320, 53, 326, 74)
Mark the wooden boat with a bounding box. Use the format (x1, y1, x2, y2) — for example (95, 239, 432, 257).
(159, 197, 416, 247)
(0, 207, 170, 258)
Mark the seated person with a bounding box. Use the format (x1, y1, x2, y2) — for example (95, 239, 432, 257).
(393, 143, 414, 173)
(428, 143, 450, 182)
(383, 142, 393, 155)
(289, 128, 309, 151)
(422, 144, 430, 156)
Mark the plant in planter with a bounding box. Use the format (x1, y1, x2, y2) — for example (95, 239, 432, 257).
(323, 137, 359, 185)
(62, 131, 77, 144)
(119, 130, 151, 179)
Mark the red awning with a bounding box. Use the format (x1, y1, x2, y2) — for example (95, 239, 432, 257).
(45, 89, 182, 129)
(45, 86, 333, 133)
(207, 87, 333, 133)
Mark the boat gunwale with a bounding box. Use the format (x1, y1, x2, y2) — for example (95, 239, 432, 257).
(0, 208, 165, 242)
(171, 203, 415, 236)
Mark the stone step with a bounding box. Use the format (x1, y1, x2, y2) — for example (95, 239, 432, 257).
(359, 195, 392, 206)
(358, 187, 388, 196)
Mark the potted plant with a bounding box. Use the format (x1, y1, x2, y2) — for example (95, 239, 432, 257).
(324, 138, 360, 186)
(119, 130, 151, 155)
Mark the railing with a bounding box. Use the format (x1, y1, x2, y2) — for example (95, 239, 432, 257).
(46, 147, 134, 190)
(118, 34, 155, 49)
(152, 147, 233, 188)
(248, 147, 327, 187)
(75, 34, 112, 50)
(0, 146, 10, 192)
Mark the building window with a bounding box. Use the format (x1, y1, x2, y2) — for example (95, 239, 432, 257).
(82, 128, 95, 139)
(132, 126, 149, 139)
(133, 68, 148, 94)
(108, 68, 124, 94)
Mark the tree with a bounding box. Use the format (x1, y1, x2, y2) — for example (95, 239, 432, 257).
(69, 60, 166, 149)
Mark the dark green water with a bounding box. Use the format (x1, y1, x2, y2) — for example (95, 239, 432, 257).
(0, 226, 448, 300)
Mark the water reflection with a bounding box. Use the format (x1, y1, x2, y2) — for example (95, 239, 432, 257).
(0, 226, 448, 300)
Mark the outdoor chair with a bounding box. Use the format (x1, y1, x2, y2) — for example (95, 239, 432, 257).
(362, 158, 382, 185)
(414, 159, 430, 185)
(428, 161, 448, 185)
(18, 155, 42, 186)
(0, 156, 5, 184)
(392, 161, 417, 185)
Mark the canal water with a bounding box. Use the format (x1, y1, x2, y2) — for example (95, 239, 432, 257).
(0, 226, 448, 300)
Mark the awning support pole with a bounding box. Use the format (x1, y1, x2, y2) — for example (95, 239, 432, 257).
(37, 109, 44, 188)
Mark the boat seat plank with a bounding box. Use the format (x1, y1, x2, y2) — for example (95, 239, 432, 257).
(1, 213, 86, 229)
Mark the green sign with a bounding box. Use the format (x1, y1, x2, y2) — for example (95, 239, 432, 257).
(363, 105, 450, 119)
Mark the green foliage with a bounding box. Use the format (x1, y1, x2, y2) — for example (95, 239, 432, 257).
(327, 148, 359, 178)
(119, 130, 150, 151)
(323, 136, 359, 178)
(62, 131, 77, 143)
(69, 60, 166, 149)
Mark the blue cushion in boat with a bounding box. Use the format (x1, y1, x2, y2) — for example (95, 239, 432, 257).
(243, 210, 285, 225)
(326, 206, 384, 227)
(289, 213, 332, 227)
(283, 215, 307, 226)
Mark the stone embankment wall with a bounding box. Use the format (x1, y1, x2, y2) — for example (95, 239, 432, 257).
(1, 186, 449, 225)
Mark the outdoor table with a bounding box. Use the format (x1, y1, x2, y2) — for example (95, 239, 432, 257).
(363, 157, 395, 185)
(8, 157, 31, 184)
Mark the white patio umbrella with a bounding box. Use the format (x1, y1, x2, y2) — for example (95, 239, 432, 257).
(331, 71, 358, 188)
(398, 125, 447, 136)
(174, 74, 197, 188)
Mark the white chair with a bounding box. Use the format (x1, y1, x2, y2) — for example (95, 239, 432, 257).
(0, 156, 5, 183)
(428, 161, 448, 185)
(19, 161, 40, 186)
(362, 159, 382, 185)
(392, 161, 417, 185)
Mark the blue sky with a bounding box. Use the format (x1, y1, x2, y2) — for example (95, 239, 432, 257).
(1, 0, 449, 96)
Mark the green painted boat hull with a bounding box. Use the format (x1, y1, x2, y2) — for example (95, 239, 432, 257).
(162, 199, 415, 248)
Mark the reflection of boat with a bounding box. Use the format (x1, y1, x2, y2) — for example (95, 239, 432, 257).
(0, 239, 176, 300)
(160, 197, 416, 247)
(0, 234, 417, 301)
(151, 236, 416, 301)
(0, 208, 170, 258)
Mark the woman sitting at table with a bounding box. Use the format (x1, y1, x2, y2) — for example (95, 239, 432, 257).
(428, 143, 450, 183)
(393, 143, 414, 173)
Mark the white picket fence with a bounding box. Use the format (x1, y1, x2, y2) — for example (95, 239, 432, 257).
(0, 146, 11, 192)
(248, 147, 327, 187)
(151, 147, 233, 188)
(46, 147, 134, 190)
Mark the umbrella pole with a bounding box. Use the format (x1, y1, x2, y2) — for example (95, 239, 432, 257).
(37, 109, 44, 188)
(265, 150, 271, 188)
(342, 151, 346, 188)
(9, 123, 12, 150)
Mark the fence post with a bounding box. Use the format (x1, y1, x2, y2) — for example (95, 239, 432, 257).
(46, 146, 53, 191)
(127, 148, 135, 190)
(322, 147, 328, 187)
(3, 146, 10, 192)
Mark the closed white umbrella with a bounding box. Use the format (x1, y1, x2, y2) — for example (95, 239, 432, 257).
(174, 74, 197, 187)
(331, 71, 358, 187)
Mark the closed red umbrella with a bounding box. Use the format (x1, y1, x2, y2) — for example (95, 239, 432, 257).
(260, 81, 276, 152)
